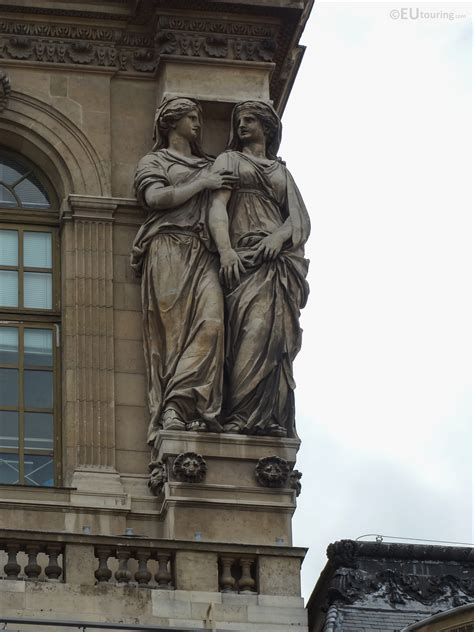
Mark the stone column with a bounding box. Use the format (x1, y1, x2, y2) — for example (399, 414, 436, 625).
(62, 195, 123, 494)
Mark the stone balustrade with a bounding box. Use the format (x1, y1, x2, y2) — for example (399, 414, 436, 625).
(94, 546, 174, 589)
(218, 555, 257, 594)
(1, 539, 63, 582)
(0, 529, 305, 597)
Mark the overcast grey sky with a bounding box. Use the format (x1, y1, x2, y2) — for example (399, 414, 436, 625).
(280, 1, 472, 600)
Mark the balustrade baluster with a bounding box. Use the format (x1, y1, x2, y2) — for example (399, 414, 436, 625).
(94, 546, 113, 583)
(219, 556, 236, 592)
(155, 552, 172, 589)
(115, 549, 132, 585)
(4, 543, 21, 579)
(238, 556, 256, 594)
(135, 549, 152, 587)
(24, 544, 42, 580)
(45, 544, 63, 581)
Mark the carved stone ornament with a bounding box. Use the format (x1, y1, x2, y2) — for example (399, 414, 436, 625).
(148, 460, 167, 496)
(325, 540, 474, 609)
(328, 566, 474, 609)
(173, 452, 207, 483)
(289, 469, 302, 496)
(0, 4, 304, 107)
(0, 14, 277, 72)
(255, 456, 290, 488)
(0, 69, 11, 112)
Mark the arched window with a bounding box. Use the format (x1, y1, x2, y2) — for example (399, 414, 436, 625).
(0, 148, 60, 487)
(0, 152, 51, 210)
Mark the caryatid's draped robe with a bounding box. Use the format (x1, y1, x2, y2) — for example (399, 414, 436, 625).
(132, 150, 224, 444)
(213, 150, 310, 437)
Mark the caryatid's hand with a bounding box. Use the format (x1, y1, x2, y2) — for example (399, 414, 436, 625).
(219, 248, 245, 289)
(252, 232, 285, 262)
(205, 169, 238, 191)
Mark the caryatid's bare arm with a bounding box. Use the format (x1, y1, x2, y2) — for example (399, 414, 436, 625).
(144, 169, 237, 211)
(208, 187, 244, 289)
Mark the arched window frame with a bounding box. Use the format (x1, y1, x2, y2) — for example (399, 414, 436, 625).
(0, 147, 61, 488)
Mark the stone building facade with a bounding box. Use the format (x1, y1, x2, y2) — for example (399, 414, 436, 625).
(0, 0, 313, 629)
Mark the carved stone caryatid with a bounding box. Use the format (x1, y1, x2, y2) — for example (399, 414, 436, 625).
(255, 456, 290, 488)
(134, 100, 310, 446)
(208, 101, 310, 438)
(173, 452, 207, 483)
(132, 97, 237, 438)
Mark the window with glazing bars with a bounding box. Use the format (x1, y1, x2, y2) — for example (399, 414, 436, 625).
(0, 149, 60, 486)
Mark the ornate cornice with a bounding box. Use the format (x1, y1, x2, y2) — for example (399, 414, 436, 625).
(324, 540, 474, 610)
(0, 16, 280, 73)
(0, 4, 131, 21)
(0, 2, 309, 109)
(327, 539, 474, 565)
(0, 68, 11, 112)
(0, 20, 157, 73)
(328, 566, 474, 609)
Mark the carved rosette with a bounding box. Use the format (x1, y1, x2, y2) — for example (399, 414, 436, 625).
(148, 460, 168, 496)
(0, 69, 11, 112)
(255, 456, 290, 488)
(173, 452, 207, 483)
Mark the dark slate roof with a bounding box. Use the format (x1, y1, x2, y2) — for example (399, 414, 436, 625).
(308, 540, 474, 632)
(329, 605, 428, 631)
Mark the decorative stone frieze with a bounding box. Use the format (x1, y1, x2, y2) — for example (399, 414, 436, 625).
(0, 18, 278, 72)
(255, 456, 290, 488)
(0, 2, 309, 109)
(0, 68, 11, 112)
(173, 452, 207, 483)
(325, 540, 474, 610)
(155, 14, 279, 62)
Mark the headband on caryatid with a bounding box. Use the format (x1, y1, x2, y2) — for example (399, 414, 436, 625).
(227, 100, 282, 160)
(152, 96, 204, 153)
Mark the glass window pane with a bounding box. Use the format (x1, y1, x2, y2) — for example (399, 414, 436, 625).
(25, 412, 53, 451)
(0, 229, 18, 265)
(24, 454, 54, 487)
(0, 183, 17, 208)
(14, 175, 50, 209)
(0, 368, 18, 406)
(0, 452, 19, 484)
(24, 370, 53, 408)
(24, 232, 52, 268)
(0, 411, 19, 449)
(24, 272, 52, 309)
(24, 329, 53, 366)
(0, 270, 18, 307)
(0, 153, 28, 185)
(0, 327, 18, 365)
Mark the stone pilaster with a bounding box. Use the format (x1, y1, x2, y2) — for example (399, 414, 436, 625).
(62, 195, 122, 494)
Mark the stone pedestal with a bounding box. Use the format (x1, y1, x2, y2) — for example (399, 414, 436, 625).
(152, 431, 300, 546)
